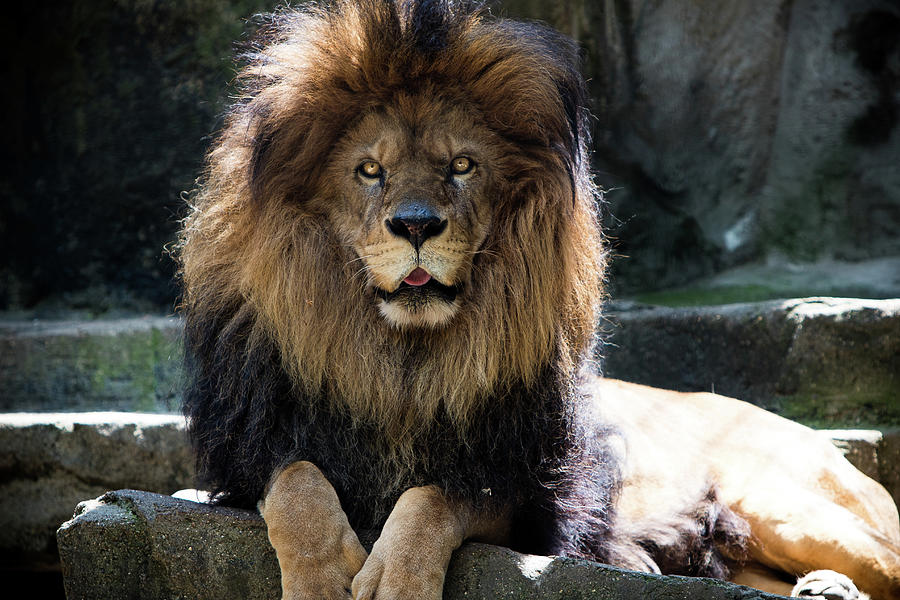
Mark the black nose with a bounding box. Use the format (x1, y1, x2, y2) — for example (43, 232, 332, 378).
(386, 202, 447, 251)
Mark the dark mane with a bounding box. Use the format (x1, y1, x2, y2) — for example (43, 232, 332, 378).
(184, 299, 620, 558)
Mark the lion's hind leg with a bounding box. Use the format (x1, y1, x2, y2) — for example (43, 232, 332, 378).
(738, 486, 900, 600)
(259, 461, 368, 600)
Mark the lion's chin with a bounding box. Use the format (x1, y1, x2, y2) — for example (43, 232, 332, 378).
(375, 280, 461, 328)
(378, 299, 459, 328)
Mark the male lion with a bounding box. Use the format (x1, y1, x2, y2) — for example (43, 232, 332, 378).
(177, 1, 900, 599)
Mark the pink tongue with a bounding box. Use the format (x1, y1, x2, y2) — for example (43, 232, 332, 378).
(403, 267, 432, 286)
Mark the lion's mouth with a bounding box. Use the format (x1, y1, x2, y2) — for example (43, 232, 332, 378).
(375, 275, 460, 304)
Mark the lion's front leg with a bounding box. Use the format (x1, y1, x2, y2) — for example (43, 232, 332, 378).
(259, 461, 368, 600)
(352, 486, 501, 600)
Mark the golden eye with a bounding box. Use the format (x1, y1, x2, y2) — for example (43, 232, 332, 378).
(358, 160, 383, 179)
(450, 156, 474, 175)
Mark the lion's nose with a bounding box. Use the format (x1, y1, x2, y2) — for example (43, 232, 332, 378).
(386, 203, 447, 251)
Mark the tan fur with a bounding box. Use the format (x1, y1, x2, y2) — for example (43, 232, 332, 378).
(592, 378, 900, 600)
(263, 465, 511, 600)
(259, 462, 369, 599)
(352, 485, 507, 599)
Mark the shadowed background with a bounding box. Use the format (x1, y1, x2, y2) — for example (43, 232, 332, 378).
(2, 0, 898, 317)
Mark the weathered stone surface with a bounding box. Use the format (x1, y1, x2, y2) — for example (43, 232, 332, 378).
(603, 298, 900, 427)
(504, 0, 900, 293)
(58, 490, 278, 600)
(821, 429, 900, 508)
(877, 430, 900, 511)
(2, 414, 894, 574)
(758, 0, 900, 263)
(0, 413, 193, 559)
(4, 297, 897, 423)
(445, 544, 788, 599)
(0, 317, 182, 412)
(58, 489, 790, 600)
(824, 429, 884, 481)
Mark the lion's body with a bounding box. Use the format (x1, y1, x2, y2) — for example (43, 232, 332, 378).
(178, 1, 900, 599)
(594, 378, 900, 597)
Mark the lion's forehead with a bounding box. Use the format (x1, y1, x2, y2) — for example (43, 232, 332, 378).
(339, 101, 491, 164)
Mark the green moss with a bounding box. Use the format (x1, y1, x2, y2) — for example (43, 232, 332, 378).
(772, 392, 900, 429)
(3, 323, 182, 412)
(761, 151, 856, 261)
(632, 284, 782, 307)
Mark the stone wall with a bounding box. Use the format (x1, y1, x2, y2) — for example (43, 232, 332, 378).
(601, 297, 900, 427)
(511, 0, 900, 292)
(0, 413, 193, 563)
(5, 298, 897, 423)
(3, 0, 898, 311)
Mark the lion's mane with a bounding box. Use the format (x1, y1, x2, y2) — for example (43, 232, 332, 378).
(181, 0, 603, 429)
(177, 0, 742, 573)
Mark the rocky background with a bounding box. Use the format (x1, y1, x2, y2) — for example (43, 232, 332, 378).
(2, 0, 899, 315)
(1, 0, 899, 598)
(1, 0, 274, 315)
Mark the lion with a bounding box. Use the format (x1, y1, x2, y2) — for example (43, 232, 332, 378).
(176, 1, 900, 599)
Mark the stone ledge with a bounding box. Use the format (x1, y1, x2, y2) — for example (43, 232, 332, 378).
(603, 297, 900, 427)
(4, 298, 897, 425)
(0, 316, 182, 412)
(0, 412, 194, 558)
(5, 419, 899, 571)
(57, 489, 790, 600)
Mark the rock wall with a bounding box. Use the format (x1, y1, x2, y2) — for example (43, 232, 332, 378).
(5, 299, 896, 423)
(602, 297, 900, 427)
(0, 413, 193, 562)
(0, 0, 277, 313)
(505, 0, 900, 292)
(3, 0, 898, 310)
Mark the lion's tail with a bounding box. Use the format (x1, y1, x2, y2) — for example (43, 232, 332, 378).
(603, 485, 751, 580)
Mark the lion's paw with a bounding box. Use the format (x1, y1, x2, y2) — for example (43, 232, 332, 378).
(283, 562, 356, 600)
(270, 522, 368, 600)
(351, 547, 444, 600)
(260, 461, 369, 600)
(792, 570, 867, 600)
